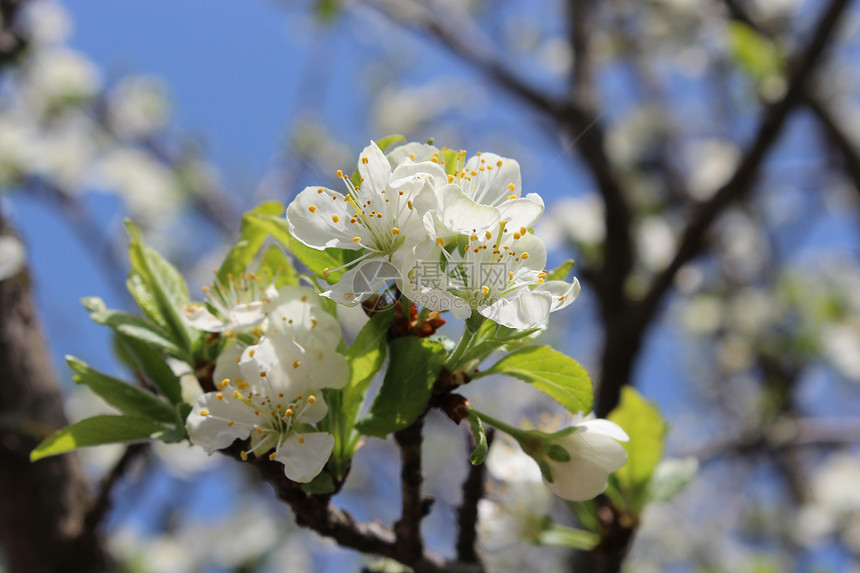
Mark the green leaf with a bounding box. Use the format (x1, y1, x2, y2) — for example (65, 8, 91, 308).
(355, 337, 446, 438)
(125, 220, 195, 351)
(607, 387, 667, 514)
(375, 134, 406, 152)
(441, 148, 461, 175)
(324, 309, 393, 474)
(301, 470, 336, 494)
(646, 457, 698, 503)
(114, 334, 184, 405)
(546, 259, 575, 282)
(469, 320, 547, 361)
(67, 356, 178, 425)
(478, 346, 593, 415)
(343, 308, 392, 412)
(728, 22, 783, 81)
(465, 410, 488, 465)
(247, 213, 358, 283)
(258, 245, 299, 288)
(30, 415, 165, 461)
(217, 201, 284, 284)
(87, 302, 187, 359)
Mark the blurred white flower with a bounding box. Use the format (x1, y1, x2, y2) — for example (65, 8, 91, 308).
(479, 436, 557, 572)
(821, 323, 860, 381)
(25, 1, 72, 46)
(685, 139, 740, 201)
(108, 76, 170, 138)
(93, 147, 182, 225)
(486, 433, 543, 484)
(24, 47, 101, 109)
(537, 37, 573, 77)
(32, 113, 97, 191)
(728, 288, 775, 336)
(0, 114, 40, 184)
(636, 216, 675, 272)
(812, 452, 860, 515)
(679, 295, 723, 336)
(0, 235, 26, 282)
(371, 80, 473, 136)
(536, 195, 606, 249)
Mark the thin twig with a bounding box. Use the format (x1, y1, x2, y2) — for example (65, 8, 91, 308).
(82, 443, 149, 535)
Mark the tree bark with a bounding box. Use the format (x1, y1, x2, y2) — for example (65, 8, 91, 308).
(0, 215, 111, 573)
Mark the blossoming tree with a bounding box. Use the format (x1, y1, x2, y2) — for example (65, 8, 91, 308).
(3, 0, 860, 572)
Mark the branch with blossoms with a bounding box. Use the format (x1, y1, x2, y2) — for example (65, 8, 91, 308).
(28, 139, 682, 572)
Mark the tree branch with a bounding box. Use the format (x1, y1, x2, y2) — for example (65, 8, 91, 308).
(394, 416, 431, 561)
(82, 443, 149, 536)
(806, 94, 860, 194)
(456, 428, 493, 566)
(0, 215, 112, 573)
(593, 0, 854, 416)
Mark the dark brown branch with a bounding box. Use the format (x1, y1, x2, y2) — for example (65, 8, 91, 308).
(394, 416, 431, 561)
(0, 216, 112, 573)
(228, 443, 471, 573)
(692, 417, 860, 465)
(806, 94, 860, 194)
(363, 0, 635, 339)
(82, 444, 149, 536)
(568, 0, 593, 102)
(595, 0, 854, 416)
(456, 428, 493, 566)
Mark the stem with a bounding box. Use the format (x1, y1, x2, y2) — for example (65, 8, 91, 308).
(444, 313, 485, 371)
(469, 408, 529, 441)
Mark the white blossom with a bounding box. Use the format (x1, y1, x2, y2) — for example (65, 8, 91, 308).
(402, 223, 579, 329)
(108, 76, 170, 138)
(533, 415, 629, 501)
(186, 334, 348, 482)
(286, 141, 446, 304)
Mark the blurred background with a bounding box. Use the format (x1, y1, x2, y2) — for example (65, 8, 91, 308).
(2, 0, 860, 571)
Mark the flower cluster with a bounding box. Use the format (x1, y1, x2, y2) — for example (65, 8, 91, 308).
(286, 141, 580, 330)
(185, 285, 347, 482)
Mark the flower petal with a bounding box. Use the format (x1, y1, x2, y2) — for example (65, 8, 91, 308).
(297, 393, 328, 424)
(497, 193, 545, 230)
(275, 432, 334, 482)
(580, 419, 630, 443)
(322, 258, 391, 305)
(480, 290, 552, 329)
(436, 184, 501, 235)
(534, 278, 581, 312)
(265, 287, 343, 349)
(213, 343, 246, 387)
(387, 142, 439, 167)
(183, 303, 227, 332)
(186, 392, 257, 454)
(358, 141, 392, 195)
(562, 431, 629, 473)
(461, 153, 522, 205)
(286, 186, 361, 250)
(544, 454, 613, 501)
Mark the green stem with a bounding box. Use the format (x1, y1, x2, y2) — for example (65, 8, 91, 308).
(469, 408, 530, 442)
(444, 312, 485, 370)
